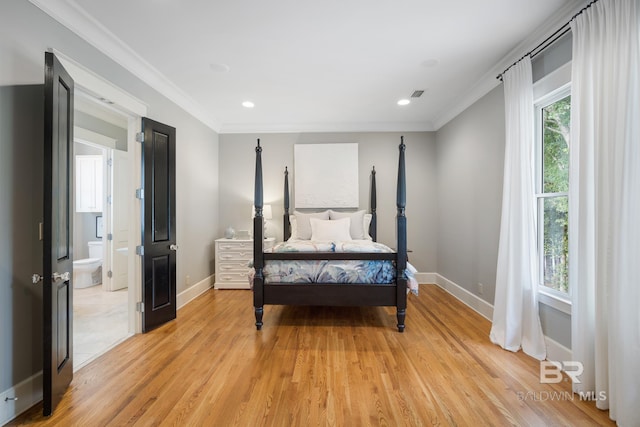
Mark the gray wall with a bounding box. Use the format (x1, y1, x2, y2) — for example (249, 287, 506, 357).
(75, 111, 128, 152)
(435, 86, 505, 305)
(434, 34, 574, 349)
(0, 85, 44, 393)
(0, 0, 219, 395)
(0, 0, 219, 295)
(219, 132, 437, 272)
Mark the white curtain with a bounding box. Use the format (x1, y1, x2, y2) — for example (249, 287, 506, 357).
(570, 0, 640, 424)
(490, 56, 547, 361)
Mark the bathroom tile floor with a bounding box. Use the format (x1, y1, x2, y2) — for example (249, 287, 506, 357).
(73, 284, 129, 371)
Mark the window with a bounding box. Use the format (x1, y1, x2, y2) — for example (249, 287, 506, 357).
(535, 88, 570, 297)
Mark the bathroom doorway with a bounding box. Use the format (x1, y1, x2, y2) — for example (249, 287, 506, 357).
(72, 94, 131, 370)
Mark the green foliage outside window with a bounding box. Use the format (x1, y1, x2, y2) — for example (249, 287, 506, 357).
(541, 96, 570, 293)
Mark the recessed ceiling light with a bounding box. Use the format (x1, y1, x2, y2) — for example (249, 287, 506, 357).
(242, 101, 255, 108)
(397, 99, 410, 106)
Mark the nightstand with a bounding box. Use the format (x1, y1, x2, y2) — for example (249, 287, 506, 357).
(214, 237, 275, 289)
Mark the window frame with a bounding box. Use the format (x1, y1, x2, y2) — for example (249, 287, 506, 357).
(533, 62, 572, 315)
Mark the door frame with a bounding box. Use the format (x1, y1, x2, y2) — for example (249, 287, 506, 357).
(55, 49, 147, 334)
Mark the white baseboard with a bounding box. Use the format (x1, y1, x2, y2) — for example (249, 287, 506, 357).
(414, 272, 436, 285)
(427, 272, 572, 360)
(0, 371, 42, 425)
(177, 274, 214, 310)
(433, 273, 494, 321)
(544, 336, 572, 363)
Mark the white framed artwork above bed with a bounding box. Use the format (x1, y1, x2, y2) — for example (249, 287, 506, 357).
(294, 143, 359, 209)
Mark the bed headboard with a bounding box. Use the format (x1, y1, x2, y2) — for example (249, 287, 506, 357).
(282, 166, 378, 242)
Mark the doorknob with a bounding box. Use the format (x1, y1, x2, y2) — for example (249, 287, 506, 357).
(170, 244, 179, 251)
(52, 272, 71, 282)
(34, 272, 71, 283)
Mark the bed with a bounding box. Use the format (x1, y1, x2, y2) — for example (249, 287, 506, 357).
(252, 137, 412, 332)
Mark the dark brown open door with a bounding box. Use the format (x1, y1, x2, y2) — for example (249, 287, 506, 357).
(141, 118, 177, 331)
(43, 51, 74, 416)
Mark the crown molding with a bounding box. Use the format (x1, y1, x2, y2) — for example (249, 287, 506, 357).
(29, 0, 588, 135)
(28, 0, 221, 132)
(218, 121, 435, 134)
(432, 0, 589, 131)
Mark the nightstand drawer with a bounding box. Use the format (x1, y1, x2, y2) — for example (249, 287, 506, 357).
(217, 272, 249, 283)
(218, 251, 252, 261)
(217, 261, 249, 272)
(217, 241, 252, 251)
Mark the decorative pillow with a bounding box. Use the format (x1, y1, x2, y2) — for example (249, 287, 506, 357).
(310, 217, 352, 241)
(290, 210, 329, 240)
(289, 216, 298, 240)
(363, 213, 373, 240)
(328, 210, 366, 240)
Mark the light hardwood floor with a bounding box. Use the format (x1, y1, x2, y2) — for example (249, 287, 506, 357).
(11, 285, 613, 426)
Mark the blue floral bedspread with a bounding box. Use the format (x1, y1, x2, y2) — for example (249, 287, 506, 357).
(250, 240, 419, 295)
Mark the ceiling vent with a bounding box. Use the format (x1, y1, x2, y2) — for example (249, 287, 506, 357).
(411, 90, 424, 98)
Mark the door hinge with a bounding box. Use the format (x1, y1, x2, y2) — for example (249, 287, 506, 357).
(107, 158, 113, 167)
(107, 195, 113, 205)
(107, 233, 113, 241)
(135, 245, 144, 256)
(136, 301, 145, 312)
(135, 188, 144, 200)
(136, 132, 145, 143)
(107, 270, 113, 278)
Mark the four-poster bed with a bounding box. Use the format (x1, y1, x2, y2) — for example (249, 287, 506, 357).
(251, 137, 411, 332)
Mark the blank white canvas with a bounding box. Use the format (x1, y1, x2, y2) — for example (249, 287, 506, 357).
(294, 143, 359, 208)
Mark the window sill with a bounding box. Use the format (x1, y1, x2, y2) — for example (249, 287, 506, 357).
(538, 288, 572, 315)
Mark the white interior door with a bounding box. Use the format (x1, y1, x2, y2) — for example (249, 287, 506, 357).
(109, 149, 129, 291)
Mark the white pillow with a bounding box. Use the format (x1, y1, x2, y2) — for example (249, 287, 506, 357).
(289, 216, 298, 240)
(310, 217, 352, 241)
(328, 210, 366, 240)
(363, 213, 373, 240)
(290, 210, 329, 240)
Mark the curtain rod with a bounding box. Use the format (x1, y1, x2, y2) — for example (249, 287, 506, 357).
(496, 0, 600, 81)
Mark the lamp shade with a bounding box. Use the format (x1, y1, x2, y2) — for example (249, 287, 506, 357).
(263, 204, 273, 220)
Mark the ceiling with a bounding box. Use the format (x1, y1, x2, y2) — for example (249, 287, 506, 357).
(32, 0, 583, 134)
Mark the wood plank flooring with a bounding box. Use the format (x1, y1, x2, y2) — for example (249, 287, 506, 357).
(10, 285, 613, 426)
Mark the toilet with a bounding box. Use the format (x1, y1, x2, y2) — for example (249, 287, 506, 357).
(73, 241, 103, 288)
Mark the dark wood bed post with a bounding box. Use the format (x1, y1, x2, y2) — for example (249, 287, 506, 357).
(370, 166, 377, 242)
(283, 167, 291, 241)
(396, 137, 408, 332)
(253, 139, 265, 330)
